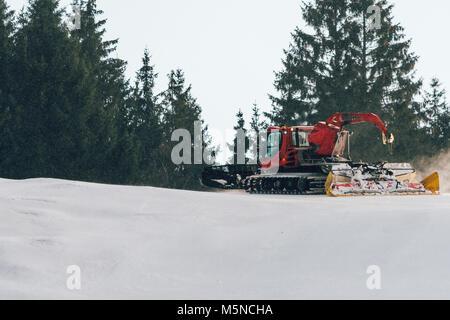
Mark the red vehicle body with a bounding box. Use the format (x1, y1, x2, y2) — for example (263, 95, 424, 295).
(261, 113, 391, 173)
(202, 113, 397, 194)
(202, 112, 438, 195)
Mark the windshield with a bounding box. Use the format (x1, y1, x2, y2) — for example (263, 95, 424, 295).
(267, 131, 282, 158)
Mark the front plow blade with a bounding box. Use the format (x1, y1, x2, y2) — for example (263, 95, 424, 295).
(421, 172, 440, 194)
(325, 171, 440, 197)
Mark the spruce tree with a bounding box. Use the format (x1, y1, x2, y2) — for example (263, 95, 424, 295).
(250, 103, 267, 133)
(267, 0, 425, 162)
(267, 0, 357, 126)
(421, 78, 450, 154)
(266, 29, 318, 126)
(72, 0, 135, 183)
(131, 48, 161, 184)
(350, 0, 423, 161)
(228, 109, 249, 165)
(249, 103, 267, 163)
(12, 0, 101, 179)
(0, 0, 15, 177)
(159, 69, 207, 189)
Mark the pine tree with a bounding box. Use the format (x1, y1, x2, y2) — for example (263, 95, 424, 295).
(0, 0, 213, 189)
(0, 0, 15, 177)
(249, 103, 267, 163)
(108, 94, 140, 184)
(267, 0, 424, 162)
(266, 29, 318, 126)
(0, 0, 13, 98)
(228, 109, 249, 165)
(250, 103, 267, 133)
(130, 48, 161, 184)
(421, 78, 450, 154)
(163, 70, 202, 134)
(159, 69, 208, 189)
(72, 0, 135, 183)
(12, 0, 103, 179)
(73, 0, 125, 89)
(350, 0, 423, 161)
(267, 0, 357, 126)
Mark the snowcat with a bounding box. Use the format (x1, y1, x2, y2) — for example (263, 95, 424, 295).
(201, 113, 440, 197)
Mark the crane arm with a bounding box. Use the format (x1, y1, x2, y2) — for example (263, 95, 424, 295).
(325, 113, 389, 135)
(309, 112, 395, 156)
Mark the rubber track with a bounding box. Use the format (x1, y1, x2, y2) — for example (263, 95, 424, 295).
(243, 176, 327, 195)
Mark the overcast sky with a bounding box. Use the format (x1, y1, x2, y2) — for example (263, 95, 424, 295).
(7, 0, 450, 138)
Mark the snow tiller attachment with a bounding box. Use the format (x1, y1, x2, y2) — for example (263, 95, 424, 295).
(325, 163, 440, 197)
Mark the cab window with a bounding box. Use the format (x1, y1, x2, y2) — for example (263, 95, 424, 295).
(267, 131, 282, 158)
(292, 131, 310, 147)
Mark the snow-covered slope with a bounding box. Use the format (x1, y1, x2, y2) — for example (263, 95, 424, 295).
(0, 178, 449, 299)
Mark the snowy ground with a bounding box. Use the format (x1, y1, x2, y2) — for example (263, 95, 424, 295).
(0, 178, 449, 300)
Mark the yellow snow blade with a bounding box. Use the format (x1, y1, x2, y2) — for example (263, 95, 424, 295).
(325, 172, 335, 197)
(421, 172, 440, 195)
(325, 172, 353, 197)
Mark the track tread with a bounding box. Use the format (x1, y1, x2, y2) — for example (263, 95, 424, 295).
(244, 175, 327, 195)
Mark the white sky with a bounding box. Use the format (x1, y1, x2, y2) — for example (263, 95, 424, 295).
(7, 0, 450, 137)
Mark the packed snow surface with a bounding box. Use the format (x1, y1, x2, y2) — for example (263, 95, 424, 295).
(0, 178, 449, 299)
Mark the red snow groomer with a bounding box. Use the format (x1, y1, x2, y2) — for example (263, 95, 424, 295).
(202, 113, 440, 196)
